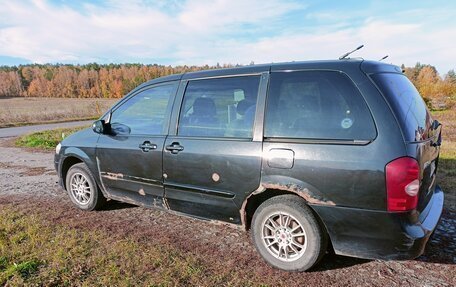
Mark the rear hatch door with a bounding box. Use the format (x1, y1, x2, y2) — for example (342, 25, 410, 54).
(370, 72, 441, 212)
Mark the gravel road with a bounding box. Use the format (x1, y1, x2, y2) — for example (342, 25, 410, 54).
(0, 138, 455, 286)
(0, 120, 93, 138)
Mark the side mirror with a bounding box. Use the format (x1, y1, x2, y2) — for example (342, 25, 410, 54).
(93, 120, 108, 134)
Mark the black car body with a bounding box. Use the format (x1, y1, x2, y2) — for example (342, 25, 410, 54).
(55, 59, 444, 271)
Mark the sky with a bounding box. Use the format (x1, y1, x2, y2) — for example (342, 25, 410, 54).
(0, 0, 455, 74)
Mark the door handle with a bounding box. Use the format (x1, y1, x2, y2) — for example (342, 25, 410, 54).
(165, 142, 184, 154)
(139, 141, 157, 152)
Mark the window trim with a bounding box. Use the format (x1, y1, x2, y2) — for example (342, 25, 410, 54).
(263, 70, 378, 143)
(173, 74, 264, 140)
(107, 80, 179, 136)
(264, 137, 372, 146)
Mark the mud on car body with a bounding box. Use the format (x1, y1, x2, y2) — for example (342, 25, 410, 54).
(55, 59, 444, 271)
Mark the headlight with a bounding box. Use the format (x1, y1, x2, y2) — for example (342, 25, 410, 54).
(55, 143, 61, 154)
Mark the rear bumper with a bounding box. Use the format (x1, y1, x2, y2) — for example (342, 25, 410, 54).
(312, 185, 444, 260)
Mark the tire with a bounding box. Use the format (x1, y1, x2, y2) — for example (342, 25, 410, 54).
(65, 162, 106, 211)
(251, 194, 328, 271)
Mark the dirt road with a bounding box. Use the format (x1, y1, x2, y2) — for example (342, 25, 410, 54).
(0, 120, 93, 138)
(0, 138, 455, 286)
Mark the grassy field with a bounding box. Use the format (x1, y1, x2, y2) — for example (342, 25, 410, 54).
(0, 205, 216, 286)
(15, 126, 87, 150)
(0, 97, 118, 128)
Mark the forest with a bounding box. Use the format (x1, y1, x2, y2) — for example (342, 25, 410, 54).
(0, 62, 455, 110)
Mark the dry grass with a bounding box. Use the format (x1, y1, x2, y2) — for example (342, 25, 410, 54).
(0, 206, 212, 286)
(0, 97, 118, 128)
(432, 110, 456, 210)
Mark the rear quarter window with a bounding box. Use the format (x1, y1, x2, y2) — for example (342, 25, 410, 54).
(264, 70, 376, 141)
(371, 73, 432, 141)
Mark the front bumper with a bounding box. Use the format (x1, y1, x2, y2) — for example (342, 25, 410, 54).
(311, 185, 444, 260)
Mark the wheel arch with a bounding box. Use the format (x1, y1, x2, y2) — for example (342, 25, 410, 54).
(61, 155, 84, 190)
(240, 187, 332, 239)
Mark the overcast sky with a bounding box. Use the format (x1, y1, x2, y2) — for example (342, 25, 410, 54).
(0, 0, 454, 74)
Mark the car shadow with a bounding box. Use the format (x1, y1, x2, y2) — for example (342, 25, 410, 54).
(312, 252, 371, 272)
(101, 200, 137, 211)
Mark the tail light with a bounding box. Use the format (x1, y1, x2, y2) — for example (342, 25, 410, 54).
(385, 157, 420, 212)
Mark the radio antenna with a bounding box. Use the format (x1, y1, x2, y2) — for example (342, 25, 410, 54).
(339, 45, 364, 60)
(379, 55, 389, 61)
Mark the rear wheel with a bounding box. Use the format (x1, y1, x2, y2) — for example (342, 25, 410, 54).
(251, 194, 327, 271)
(65, 163, 106, 211)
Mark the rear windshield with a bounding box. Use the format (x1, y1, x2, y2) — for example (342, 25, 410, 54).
(371, 73, 432, 141)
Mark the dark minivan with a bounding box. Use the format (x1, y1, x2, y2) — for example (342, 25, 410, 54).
(55, 59, 444, 271)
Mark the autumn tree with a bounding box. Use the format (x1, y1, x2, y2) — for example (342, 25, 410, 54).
(0, 62, 454, 109)
(0, 70, 23, 97)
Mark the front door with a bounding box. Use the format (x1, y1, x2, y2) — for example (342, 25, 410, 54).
(163, 75, 264, 224)
(96, 81, 178, 208)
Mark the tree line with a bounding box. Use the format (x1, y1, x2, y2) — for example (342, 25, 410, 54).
(402, 63, 456, 109)
(0, 62, 455, 109)
(0, 63, 232, 99)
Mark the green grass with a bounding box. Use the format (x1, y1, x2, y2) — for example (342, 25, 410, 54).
(0, 206, 212, 286)
(15, 126, 87, 150)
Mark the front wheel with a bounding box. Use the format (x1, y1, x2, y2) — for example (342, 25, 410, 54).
(251, 194, 328, 271)
(65, 163, 106, 211)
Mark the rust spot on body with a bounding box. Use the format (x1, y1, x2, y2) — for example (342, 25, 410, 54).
(104, 172, 124, 181)
(212, 173, 220, 182)
(208, 219, 243, 230)
(240, 185, 265, 227)
(262, 183, 336, 206)
(240, 183, 335, 229)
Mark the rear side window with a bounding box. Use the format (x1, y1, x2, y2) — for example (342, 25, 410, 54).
(265, 71, 376, 141)
(371, 73, 431, 141)
(178, 76, 260, 138)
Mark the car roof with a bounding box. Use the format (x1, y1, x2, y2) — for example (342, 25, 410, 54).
(140, 58, 400, 87)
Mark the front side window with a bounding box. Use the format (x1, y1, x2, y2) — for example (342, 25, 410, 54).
(265, 71, 376, 141)
(110, 83, 177, 135)
(178, 76, 260, 138)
